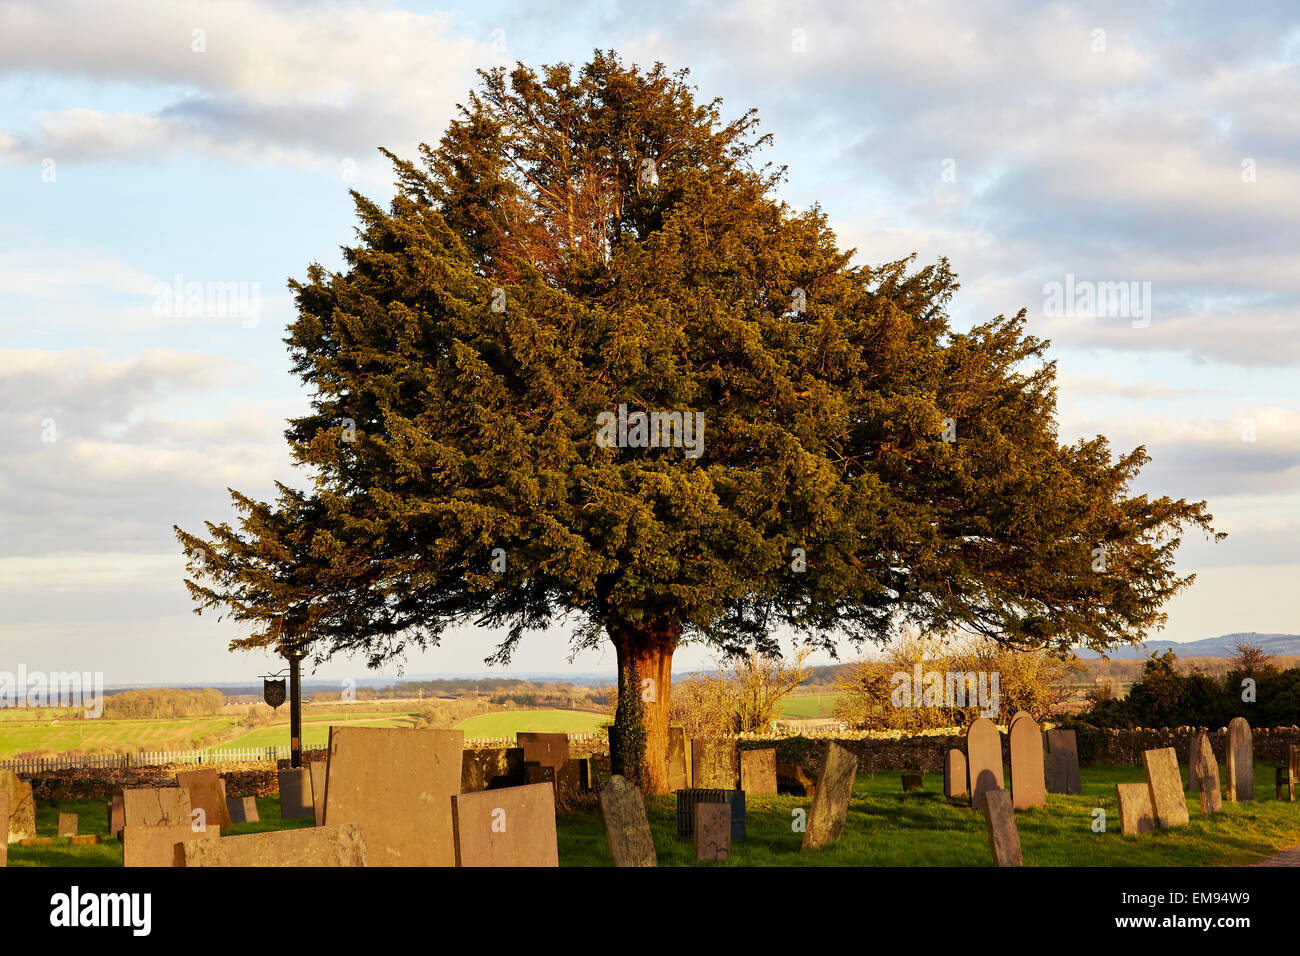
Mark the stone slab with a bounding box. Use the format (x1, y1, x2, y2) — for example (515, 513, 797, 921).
(599, 774, 656, 867)
(69, 834, 101, 846)
(460, 747, 525, 793)
(324, 726, 463, 867)
(123, 824, 218, 867)
(309, 759, 327, 826)
(1142, 747, 1189, 828)
(122, 786, 191, 829)
(451, 782, 558, 867)
(516, 733, 569, 773)
(58, 813, 78, 837)
(3, 772, 36, 843)
(982, 788, 1022, 866)
(776, 762, 816, 799)
(667, 727, 689, 791)
(801, 742, 857, 850)
(277, 767, 314, 821)
(109, 793, 124, 839)
(1044, 729, 1082, 795)
(739, 748, 778, 795)
(178, 823, 368, 867)
(1196, 734, 1223, 814)
(226, 796, 259, 824)
(1117, 782, 1155, 834)
(1009, 713, 1047, 810)
(1226, 717, 1253, 802)
(19, 837, 52, 846)
(966, 717, 1005, 810)
(694, 802, 731, 862)
(176, 769, 233, 830)
(944, 749, 968, 798)
(902, 773, 923, 791)
(691, 738, 738, 790)
(1188, 733, 1204, 791)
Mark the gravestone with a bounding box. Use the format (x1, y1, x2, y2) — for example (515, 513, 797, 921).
(1195, 735, 1223, 814)
(944, 749, 968, 799)
(516, 733, 569, 774)
(1043, 728, 1082, 795)
(451, 781, 558, 867)
(1008, 710, 1032, 732)
(982, 789, 1022, 866)
(69, 835, 101, 846)
(675, 788, 744, 841)
(226, 796, 259, 824)
(58, 813, 78, 837)
(599, 774, 656, 867)
(324, 726, 463, 867)
(109, 793, 124, 839)
(667, 727, 690, 790)
(1142, 747, 1189, 828)
(1115, 783, 1155, 834)
(966, 717, 1005, 810)
(178, 823, 367, 867)
(122, 786, 191, 829)
(739, 748, 778, 795)
(776, 762, 816, 799)
(309, 760, 327, 826)
(1226, 717, 1253, 802)
(460, 747, 525, 793)
(1188, 732, 1204, 792)
(123, 824, 218, 867)
(525, 764, 557, 787)
(1009, 713, 1047, 810)
(277, 767, 314, 821)
(556, 758, 587, 797)
(801, 742, 857, 850)
(901, 773, 922, 792)
(691, 738, 738, 789)
(694, 802, 731, 862)
(0, 787, 7, 865)
(1287, 746, 1300, 803)
(19, 838, 51, 847)
(2, 772, 36, 843)
(176, 768, 233, 830)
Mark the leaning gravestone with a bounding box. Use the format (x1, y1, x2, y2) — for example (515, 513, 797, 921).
(691, 738, 738, 790)
(277, 767, 314, 821)
(178, 823, 367, 867)
(309, 759, 327, 826)
(460, 747, 525, 793)
(739, 748, 778, 795)
(1044, 728, 1082, 795)
(226, 796, 259, 824)
(451, 781, 558, 867)
(516, 733, 569, 774)
(694, 802, 731, 862)
(2, 772, 36, 843)
(108, 793, 124, 839)
(982, 789, 1022, 866)
(324, 726, 463, 867)
(667, 727, 690, 790)
(123, 824, 219, 867)
(966, 717, 1005, 810)
(599, 774, 657, 867)
(176, 768, 233, 830)
(1142, 747, 1189, 828)
(1188, 732, 1204, 792)
(1226, 717, 1253, 802)
(58, 813, 78, 837)
(1009, 713, 1047, 810)
(1195, 734, 1223, 814)
(801, 742, 857, 850)
(122, 786, 191, 829)
(1116, 783, 1155, 834)
(944, 749, 968, 799)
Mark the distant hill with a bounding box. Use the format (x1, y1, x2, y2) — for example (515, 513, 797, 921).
(1073, 632, 1300, 659)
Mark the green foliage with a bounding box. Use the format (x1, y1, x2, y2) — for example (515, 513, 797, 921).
(611, 658, 646, 787)
(102, 688, 225, 720)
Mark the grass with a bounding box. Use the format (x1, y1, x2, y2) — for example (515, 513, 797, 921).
(0, 716, 241, 757)
(12, 761, 1300, 867)
(777, 694, 841, 719)
(455, 709, 609, 737)
(225, 714, 421, 750)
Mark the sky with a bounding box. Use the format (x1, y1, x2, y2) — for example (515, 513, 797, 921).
(1, 0, 1298, 686)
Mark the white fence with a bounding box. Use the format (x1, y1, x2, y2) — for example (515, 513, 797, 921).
(0, 733, 599, 775)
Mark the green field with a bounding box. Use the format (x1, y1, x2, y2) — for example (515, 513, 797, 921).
(0, 716, 240, 757)
(224, 713, 422, 750)
(455, 709, 609, 737)
(10, 762, 1299, 867)
(778, 694, 840, 718)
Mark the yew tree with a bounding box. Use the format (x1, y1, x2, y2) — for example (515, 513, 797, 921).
(176, 52, 1221, 793)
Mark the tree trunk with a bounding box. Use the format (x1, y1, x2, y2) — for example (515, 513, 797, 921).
(611, 621, 678, 795)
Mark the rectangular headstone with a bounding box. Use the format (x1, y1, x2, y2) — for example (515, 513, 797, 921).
(109, 793, 124, 839)
(123, 824, 219, 867)
(277, 767, 314, 821)
(1142, 747, 1189, 828)
(460, 747, 525, 793)
(1116, 782, 1155, 834)
(69, 834, 101, 846)
(667, 727, 689, 791)
(2, 772, 36, 843)
(122, 786, 191, 829)
(1044, 729, 1082, 795)
(58, 813, 78, 837)
(324, 726, 463, 867)
(451, 782, 559, 867)
(801, 741, 857, 850)
(309, 759, 327, 826)
(691, 738, 738, 790)
(674, 788, 744, 841)
(556, 758, 586, 797)
(982, 788, 1022, 866)
(599, 774, 656, 867)
(226, 796, 259, 824)
(901, 773, 922, 791)
(176, 769, 233, 830)
(516, 733, 569, 773)
(739, 749, 778, 795)
(944, 749, 968, 799)
(694, 801, 731, 862)
(525, 763, 557, 787)
(1188, 733, 1204, 791)
(1196, 737, 1223, 814)
(1226, 717, 1253, 802)
(178, 823, 368, 867)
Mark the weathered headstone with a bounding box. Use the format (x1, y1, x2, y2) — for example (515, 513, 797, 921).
(1196, 735, 1223, 814)
(19, 837, 52, 847)
(739, 748, 778, 795)
(123, 824, 218, 867)
(1188, 732, 1204, 792)
(277, 767, 314, 821)
(1286, 746, 1300, 803)
(2, 772, 36, 843)
(776, 762, 816, 799)
(324, 726, 463, 867)
(309, 759, 327, 826)
(801, 742, 857, 850)
(516, 733, 569, 774)
(667, 726, 689, 790)
(525, 763, 557, 787)
(1226, 717, 1253, 802)
(109, 792, 124, 839)
(944, 749, 968, 799)
(1116, 782, 1155, 834)
(226, 796, 259, 824)
(1009, 713, 1047, 810)
(691, 738, 738, 790)
(460, 747, 525, 793)
(69, 834, 101, 846)
(1044, 728, 1082, 795)
(675, 788, 744, 840)
(901, 773, 922, 792)
(451, 781, 558, 867)
(122, 786, 191, 829)
(556, 758, 587, 797)
(966, 717, 1005, 810)
(1142, 747, 1189, 828)
(58, 813, 78, 837)
(694, 801, 731, 862)
(982, 788, 1022, 866)
(599, 774, 656, 867)
(176, 768, 233, 830)
(178, 823, 367, 867)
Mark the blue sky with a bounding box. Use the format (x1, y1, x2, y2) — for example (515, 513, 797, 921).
(2, 0, 1298, 685)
